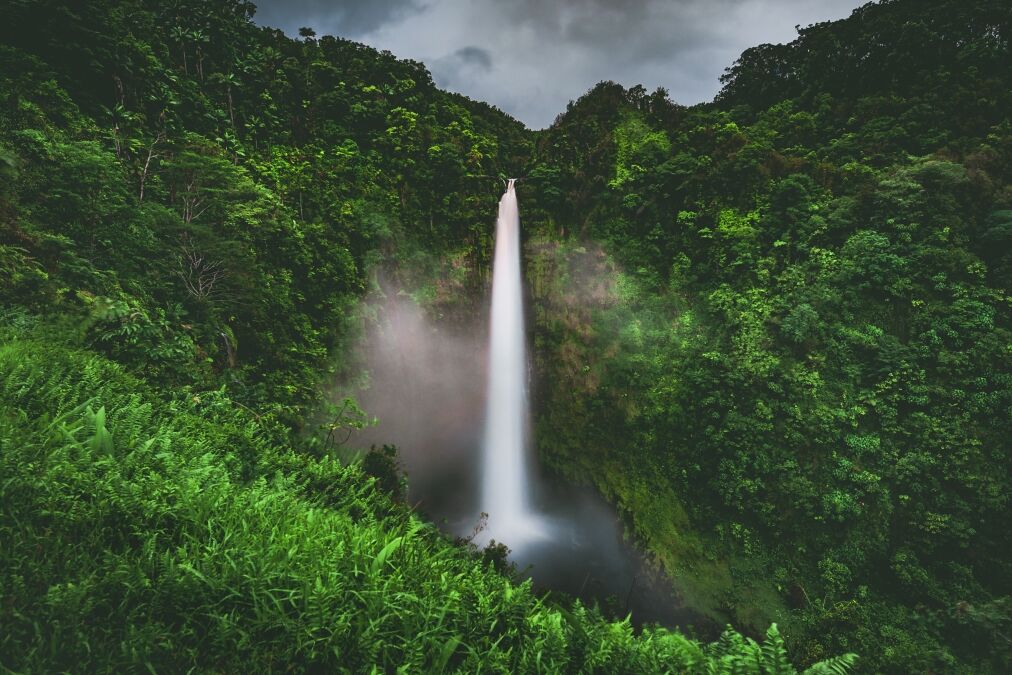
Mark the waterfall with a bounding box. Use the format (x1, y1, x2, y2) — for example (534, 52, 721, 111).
(478, 178, 544, 548)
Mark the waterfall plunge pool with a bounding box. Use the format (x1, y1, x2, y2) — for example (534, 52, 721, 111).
(344, 182, 710, 634)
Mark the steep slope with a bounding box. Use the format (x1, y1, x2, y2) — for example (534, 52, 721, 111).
(1, 0, 529, 432)
(526, 1, 1010, 672)
(0, 0, 860, 672)
(3, 325, 856, 672)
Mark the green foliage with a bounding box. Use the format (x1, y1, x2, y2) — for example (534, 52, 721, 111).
(0, 0, 854, 671)
(0, 333, 859, 673)
(526, 2, 1011, 673)
(0, 0, 528, 432)
(362, 444, 407, 502)
(2, 0, 1006, 672)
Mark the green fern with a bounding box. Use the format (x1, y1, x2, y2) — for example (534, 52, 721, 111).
(0, 336, 864, 672)
(760, 624, 796, 675)
(802, 653, 859, 675)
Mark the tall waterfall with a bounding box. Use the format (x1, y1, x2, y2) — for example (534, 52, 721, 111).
(479, 178, 543, 547)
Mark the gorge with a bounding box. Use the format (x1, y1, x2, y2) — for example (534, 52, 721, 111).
(0, 0, 1008, 672)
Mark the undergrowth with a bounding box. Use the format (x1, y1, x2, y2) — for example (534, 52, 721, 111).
(0, 328, 856, 673)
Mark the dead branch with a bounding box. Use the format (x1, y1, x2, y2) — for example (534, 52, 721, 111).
(177, 234, 225, 300)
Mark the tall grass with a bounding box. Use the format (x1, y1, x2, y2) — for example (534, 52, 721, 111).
(0, 335, 856, 673)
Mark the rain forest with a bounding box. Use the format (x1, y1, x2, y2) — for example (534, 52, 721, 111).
(0, 0, 1009, 672)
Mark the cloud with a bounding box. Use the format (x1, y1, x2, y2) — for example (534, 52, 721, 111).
(430, 46, 494, 90)
(453, 46, 493, 70)
(252, 0, 422, 37)
(253, 0, 867, 128)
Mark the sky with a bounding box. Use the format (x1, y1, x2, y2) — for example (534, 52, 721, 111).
(252, 0, 868, 129)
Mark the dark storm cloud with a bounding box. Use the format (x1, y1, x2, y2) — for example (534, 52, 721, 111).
(454, 46, 493, 70)
(252, 0, 421, 37)
(253, 0, 867, 128)
(430, 46, 494, 89)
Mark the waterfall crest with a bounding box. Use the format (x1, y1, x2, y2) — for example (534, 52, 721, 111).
(478, 178, 545, 547)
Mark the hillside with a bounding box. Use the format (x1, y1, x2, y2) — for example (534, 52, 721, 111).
(524, 1, 1010, 672)
(0, 0, 859, 672)
(1, 0, 1009, 672)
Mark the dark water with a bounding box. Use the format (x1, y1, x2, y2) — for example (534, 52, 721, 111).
(415, 444, 701, 630)
(516, 477, 702, 629)
(346, 292, 706, 631)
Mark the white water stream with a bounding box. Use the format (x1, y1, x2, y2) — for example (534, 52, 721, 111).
(478, 178, 546, 547)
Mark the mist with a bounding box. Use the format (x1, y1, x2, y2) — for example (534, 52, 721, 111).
(336, 263, 701, 630)
(345, 281, 489, 530)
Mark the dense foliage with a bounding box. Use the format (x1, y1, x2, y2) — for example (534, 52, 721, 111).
(1, 0, 528, 433)
(3, 322, 863, 672)
(525, 1, 1010, 672)
(0, 0, 860, 672)
(1, 0, 1006, 672)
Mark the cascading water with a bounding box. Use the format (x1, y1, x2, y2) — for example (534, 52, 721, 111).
(350, 179, 696, 630)
(478, 178, 545, 547)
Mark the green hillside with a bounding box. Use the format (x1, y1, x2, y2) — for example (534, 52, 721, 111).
(1, 0, 1008, 672)
(524, 1, 1010, 672)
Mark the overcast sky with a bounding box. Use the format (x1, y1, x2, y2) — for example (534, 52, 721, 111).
(253, 0, 868, 129)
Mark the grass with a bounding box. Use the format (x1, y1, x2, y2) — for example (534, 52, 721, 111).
(0, 329, 855, 673)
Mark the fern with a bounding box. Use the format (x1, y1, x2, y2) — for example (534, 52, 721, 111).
(0, 336, 864, 672)
(760, 623, 796, 675)
(802, 653, 859, 675)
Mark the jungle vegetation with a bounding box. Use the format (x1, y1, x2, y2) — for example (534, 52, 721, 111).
(1, 0, 1008, 672)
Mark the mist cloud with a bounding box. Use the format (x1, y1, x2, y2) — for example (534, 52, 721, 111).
(342, 287, 488, 525)
(253, 0, 867, 128)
